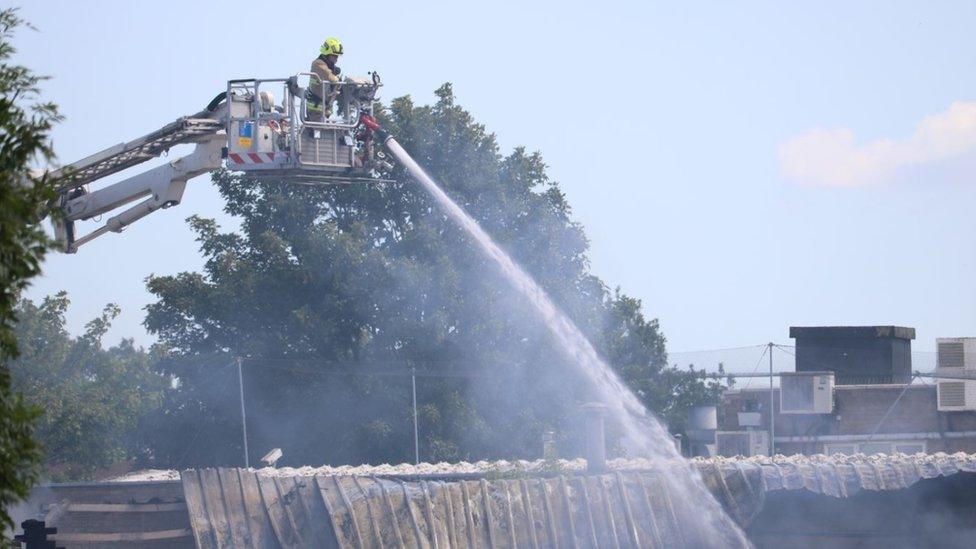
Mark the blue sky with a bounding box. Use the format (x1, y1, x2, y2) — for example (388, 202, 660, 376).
(16, 1, 976, 369)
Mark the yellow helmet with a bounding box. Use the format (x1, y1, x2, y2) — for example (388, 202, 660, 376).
(320, 37, 344, 57)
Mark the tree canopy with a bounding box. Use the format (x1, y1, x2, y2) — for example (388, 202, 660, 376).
(10, 294, 164, 481)
(144, 84, 720, 468)
(0, 8, 60, 530)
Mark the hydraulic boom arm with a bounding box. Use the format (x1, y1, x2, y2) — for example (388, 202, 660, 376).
(56, 136, 224, 251)
(51, 104, 227, 253)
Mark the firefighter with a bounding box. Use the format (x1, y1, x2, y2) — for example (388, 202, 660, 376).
(307, 37, 343, 121)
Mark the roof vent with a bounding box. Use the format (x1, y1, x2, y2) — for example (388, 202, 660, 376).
(938, 382, 967, 409)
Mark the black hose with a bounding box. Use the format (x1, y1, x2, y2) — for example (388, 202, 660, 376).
(205, 91, 227, 112)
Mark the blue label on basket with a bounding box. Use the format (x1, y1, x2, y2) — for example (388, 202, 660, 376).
(239, 121, 253, 138)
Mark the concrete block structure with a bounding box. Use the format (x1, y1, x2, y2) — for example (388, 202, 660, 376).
(717, 327, 976, 457)
(790, 326, 915, 384)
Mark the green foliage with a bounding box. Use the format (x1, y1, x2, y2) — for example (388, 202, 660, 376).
(0, 8, 60, 530)
(10, 294, 165, 481)
(605, 290, 728, 433)
(144, 84, 721, 468)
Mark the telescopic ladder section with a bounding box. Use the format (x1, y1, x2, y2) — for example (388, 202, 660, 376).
(51, 105, 228, 253)
(51, 111, 224, 191)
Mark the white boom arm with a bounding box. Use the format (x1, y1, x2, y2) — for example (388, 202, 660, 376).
(51, 103, 227, 253)
(56, 136, 224, 251)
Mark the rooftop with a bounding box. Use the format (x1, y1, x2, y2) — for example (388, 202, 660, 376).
(789, 326, 916, 340)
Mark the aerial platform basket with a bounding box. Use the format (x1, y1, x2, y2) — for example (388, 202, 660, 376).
(224, 73, 392, 184)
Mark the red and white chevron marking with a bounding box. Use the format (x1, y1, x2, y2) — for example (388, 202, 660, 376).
(227, 152, 277, 164)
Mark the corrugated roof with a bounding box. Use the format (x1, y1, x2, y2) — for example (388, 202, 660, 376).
(703, 452, 976, 497)
(178, 453, 976, 548)
(181, 469, 727, 548)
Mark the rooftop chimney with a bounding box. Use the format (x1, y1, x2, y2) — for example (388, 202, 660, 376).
(789, 326, 915, 384)
(580, 403, 608, 473)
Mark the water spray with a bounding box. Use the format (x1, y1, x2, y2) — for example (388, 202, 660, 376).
(371, 122, 752, 547)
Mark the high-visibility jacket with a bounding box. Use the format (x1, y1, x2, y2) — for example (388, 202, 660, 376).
(308, 56, 340, 116)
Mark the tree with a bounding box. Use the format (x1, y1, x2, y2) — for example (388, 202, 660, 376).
(0, 8, 60, 530)
(602, 291, 731, 434)
(144, 84, 718, 468)
(10, 294, 165, 481)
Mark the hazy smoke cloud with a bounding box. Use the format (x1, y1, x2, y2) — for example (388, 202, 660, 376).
(779, 101, 976, 186)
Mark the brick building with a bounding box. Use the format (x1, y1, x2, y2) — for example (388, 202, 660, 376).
(714, 327, 976, 456)
(720, 384, 976, 455)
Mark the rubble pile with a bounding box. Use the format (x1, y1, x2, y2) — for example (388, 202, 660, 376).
(107, 451, 976, 485)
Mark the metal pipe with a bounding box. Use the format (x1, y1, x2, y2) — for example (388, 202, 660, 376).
(866, 377, 915, 442)
(915, 371, 976, 381)
(542, 431, 557, 459)
(774, 430, 976, 443)
(700, 371, 974, 381)
(412, 367, 419, 465)
(237, 357, 250, 468)
(580, 403, 608, 473)
(768, 342, 774, 456)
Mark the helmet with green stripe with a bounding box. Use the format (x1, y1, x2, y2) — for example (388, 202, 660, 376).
(320, 37, 343, 57)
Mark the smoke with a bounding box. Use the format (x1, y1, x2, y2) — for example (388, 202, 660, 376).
(149, 356, 422, 469)
(385, 137, 751, 547)
(748, 473, 976, 547)
(779, 101, 976, 187)
(5, 483, 52, 540)
(373, 194, 592, 463)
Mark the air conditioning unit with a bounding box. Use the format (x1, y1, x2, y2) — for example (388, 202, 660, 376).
(936, 338, 976, 411)
(737, 412, 762, 427)
(715, 430, 769, 457)
(937, 338, 976, 369)
(780, 372, 834, 414)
